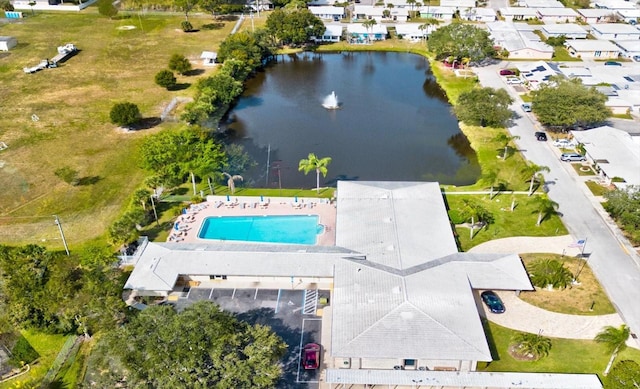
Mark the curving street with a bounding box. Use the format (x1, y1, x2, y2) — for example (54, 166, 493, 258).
(474, 63, 640, 347)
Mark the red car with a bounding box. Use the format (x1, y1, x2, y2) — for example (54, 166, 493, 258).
(499, 69, 515, 76)
(303, 343, 321, 369)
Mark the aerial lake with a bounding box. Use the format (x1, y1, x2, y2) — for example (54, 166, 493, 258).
(223, 51, 480, 189)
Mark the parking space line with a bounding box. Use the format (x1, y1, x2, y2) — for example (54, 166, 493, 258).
(231, 288, 236, 299)
(254, 288, 259, 300)
(186, 288, 192, 299)
(296, 317, 322, 384)
(209, 288, 214, 299)
(275, 289, 282, 313)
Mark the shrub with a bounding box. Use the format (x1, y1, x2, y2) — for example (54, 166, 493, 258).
(155, 69, 177, 89)
(97, 0, 118, 19)
(511, 332, 552, 360)
(181, 20, 193, 33)
(54, 166, 79, 185)
(168, 53, 192, 75)
(529, 258, 574, 289)
(110, 102, 141, 128)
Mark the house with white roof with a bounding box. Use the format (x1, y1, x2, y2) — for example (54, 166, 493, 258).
(488, 22, 554, 59)
(124, 181, 604, 388)
(463, 7, 497, 22)
(346, 23, 388, 42)
(353, 5, 408, 21)
(314, 24, 343, 42)
(616, 9, 640, 25)
(536, 7, 579, 23)
(419, 6, 456, 20)
(499, 7, 539, 21)
(576, 8, 616, 24)
(593, 0, 637, 10)
(565, 39, 621, 59)
(395, 23, 430, 41)
(615, 40, 640, 58)
(440, 0, 474, 8)
(540, 23, 588, 39)
(571, 127, 640, 189)
(516, 61, 559, 89)
(590, 23, 640, 41)
(308, 6, 345, 20)
(519, 0, 564, 7)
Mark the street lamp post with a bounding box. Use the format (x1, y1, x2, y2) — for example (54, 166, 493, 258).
(150, 195, 159, 226)
(53, 215, 70, 256)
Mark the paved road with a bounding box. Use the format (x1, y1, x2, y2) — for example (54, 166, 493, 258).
(474, 63, 640, 347)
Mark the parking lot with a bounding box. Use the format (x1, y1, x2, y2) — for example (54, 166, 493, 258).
(174, 287, 328, 388)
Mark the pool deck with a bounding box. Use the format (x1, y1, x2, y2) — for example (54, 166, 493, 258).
(169, 195, 337, 246)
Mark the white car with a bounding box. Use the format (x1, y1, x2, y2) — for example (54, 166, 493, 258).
(506, 77, 522, 85)
(553, 139, 577, 148)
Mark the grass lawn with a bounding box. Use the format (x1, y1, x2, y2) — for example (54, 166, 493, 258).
(446, 193, 567, 251)
(518, 253, 616, 315)
(572, 163, 596, 176)
(553, 47, 581, 62)
(585, 180, 610, 197)
(480, 321, 640, 380)
(0, 330, 69, 389)
(0, 12, 235, 247)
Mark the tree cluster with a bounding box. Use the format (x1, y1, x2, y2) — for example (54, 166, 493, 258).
(528, 258, 573, 289)
(182, 31, 272, 125)
(0, 244, 126, 336)
(532, 78, 610, 131)
(603, 186, 640, 245)
(265, 9, 325, 46)
(427, 22, 496, 62)
(454, 87, 513, 127)
(84, 301, 287, 388)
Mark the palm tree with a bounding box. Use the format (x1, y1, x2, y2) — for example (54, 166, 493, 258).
(132, 188, 151, 211)
(595, 325, 631, 376)
(494, 132, 521, 160)
(222, 173, 243, 194)
(406, 0, 415, 11)
(418, 18, 439, 40)
(531, 195, 559, 226)
(362, 19, 377, 42)
(521, 163, 551, 196)
(512, 332, 552, 360)
(461, 198, 494, 240)
(481, 169, 506, 200)
(530, 258, 573, 289)
(298, 153, 332, 194)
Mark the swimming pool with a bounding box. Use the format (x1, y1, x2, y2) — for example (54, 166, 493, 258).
(198, 215, 322, 244)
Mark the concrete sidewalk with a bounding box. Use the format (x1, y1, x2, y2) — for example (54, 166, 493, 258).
(470, 235, 635, 347)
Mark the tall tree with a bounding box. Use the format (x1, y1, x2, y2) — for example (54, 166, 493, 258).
(298, 153, 332, 193)
(455, 87, 513, 127)
(494, 132, 521, 160)
(89, 301, 286, 388)
(222, 172, 243, 194)
(531, 195, 558, 226)
(174, 0, 199, 21)
(265, 9, 325, 46)
(481, 169, 505, 199)
(428, 22, 495, 62)
(521, 163, 550, 196)
(595, 325, 631, 376)
(461, 198, 494, 239)
(532, 78, 610, 131)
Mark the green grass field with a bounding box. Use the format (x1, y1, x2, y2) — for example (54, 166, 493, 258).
(0, 12, 234, 246)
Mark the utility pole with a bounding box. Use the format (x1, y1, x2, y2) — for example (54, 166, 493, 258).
(53, 215, 70, 256)
(150, 195, 159, 226)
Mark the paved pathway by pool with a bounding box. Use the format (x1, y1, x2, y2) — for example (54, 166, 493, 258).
(170, 196, 337, 246)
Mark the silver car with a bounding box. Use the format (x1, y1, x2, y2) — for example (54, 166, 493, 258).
(560, 153, 586, 162)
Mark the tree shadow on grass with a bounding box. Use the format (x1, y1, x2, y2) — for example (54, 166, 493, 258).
(236, 308, 307, 389)
(184, 69, 205, 76)
(77, 176, 102, 186)
(168, 83, 191, 91)
(131, 117, 162, 131)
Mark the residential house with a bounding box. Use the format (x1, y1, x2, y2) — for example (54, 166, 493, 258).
(308, 5, 345, 20)
(488, 22, 554, 59)
(593, 0, 637, 10)
(124, 181, 603, 389)
(395, 23, 430, 41)
(315, 24, 343, 42)
(571, 126, 640, 189)
(499, 7, 539, 21)
(616, 9, 640, 25)
(516, 61, 558, 89)
(353, 5, 408, 21)
(463, 7, 497, 22)
(247, 0, 273, 11)
(346, 23, 388, 42)
(440, 0, 475, 8)
(590, 23, 640, 41)
(565, 39, 621, 59)
(536, 7, 579, 23)
(540, 23, 588, 39)
(0, 36, 17, 51)
(418, 6, 455, 20)
(576, 8, 616, 24)
(614, 40, 640, 58)
(519, 0, 564, 8)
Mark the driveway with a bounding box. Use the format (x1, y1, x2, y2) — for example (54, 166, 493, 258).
(474, 63, 640, 347)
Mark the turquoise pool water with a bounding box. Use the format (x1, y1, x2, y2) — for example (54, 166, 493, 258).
(198, 215, 322, 244)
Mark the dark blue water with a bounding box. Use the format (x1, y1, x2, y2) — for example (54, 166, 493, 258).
(224, 51, 479, 189)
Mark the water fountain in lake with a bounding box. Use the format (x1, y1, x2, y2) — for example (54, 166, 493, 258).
(322, 91, 340, 109)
